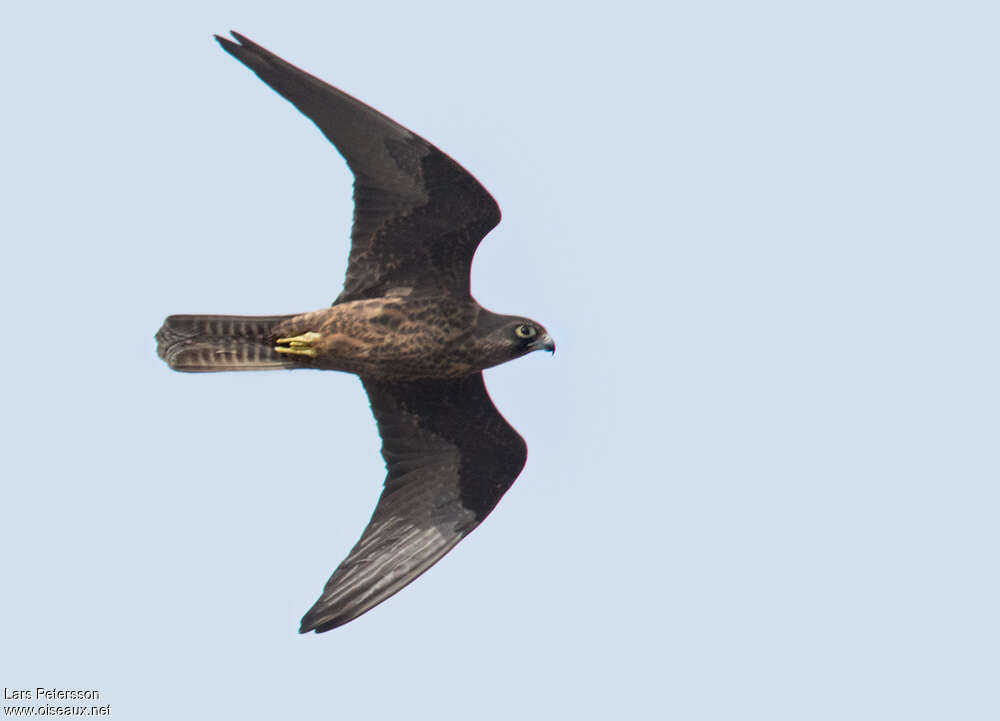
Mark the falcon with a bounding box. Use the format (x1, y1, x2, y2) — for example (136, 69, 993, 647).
(156, 32, 554, 633)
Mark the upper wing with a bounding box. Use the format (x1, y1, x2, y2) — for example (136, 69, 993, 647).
(299, 373, 527, 633)
(215, 32, 501, 303)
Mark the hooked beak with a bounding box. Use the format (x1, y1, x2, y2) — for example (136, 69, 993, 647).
(529, 333, 556, 354)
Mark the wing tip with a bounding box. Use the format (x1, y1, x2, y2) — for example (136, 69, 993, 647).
(213, 34, 238, 58)
(214, 31, 255, 54)
(299, 609, 347, 634)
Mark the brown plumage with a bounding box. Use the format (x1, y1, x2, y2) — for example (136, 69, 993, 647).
(155, 32, 554, 633)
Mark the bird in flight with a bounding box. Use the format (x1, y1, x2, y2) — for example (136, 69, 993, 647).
(156, 32, 554, 633)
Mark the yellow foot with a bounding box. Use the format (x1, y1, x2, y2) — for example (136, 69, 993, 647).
(275, 331, 322, 359)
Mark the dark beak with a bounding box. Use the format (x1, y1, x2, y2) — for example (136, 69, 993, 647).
(530, 333, 556, 354)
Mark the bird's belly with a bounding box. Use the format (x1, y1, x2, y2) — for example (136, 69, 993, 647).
(276, 300, 478, 380)
(313, 328, 477, 380)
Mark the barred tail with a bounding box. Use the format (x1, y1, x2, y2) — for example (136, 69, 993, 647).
(156, 314, 298, 372)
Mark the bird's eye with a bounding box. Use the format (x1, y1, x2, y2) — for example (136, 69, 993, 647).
(514, 324, 537, 340)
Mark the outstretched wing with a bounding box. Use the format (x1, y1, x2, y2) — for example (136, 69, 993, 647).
(215, 32, 501, 303)
(299, 374, 527, 633)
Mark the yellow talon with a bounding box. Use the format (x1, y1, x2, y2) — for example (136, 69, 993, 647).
(275, 331, 322, 358)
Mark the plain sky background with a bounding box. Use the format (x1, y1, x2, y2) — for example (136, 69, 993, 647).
(2, 1, 997, 719)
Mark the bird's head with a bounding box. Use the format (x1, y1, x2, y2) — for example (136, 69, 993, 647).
(475, 313, 555, 368)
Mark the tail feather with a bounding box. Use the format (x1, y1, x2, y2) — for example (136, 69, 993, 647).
(156, 314, 299, 372)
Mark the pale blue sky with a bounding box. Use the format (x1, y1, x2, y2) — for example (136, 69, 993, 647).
(2, 1, 997, 719)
